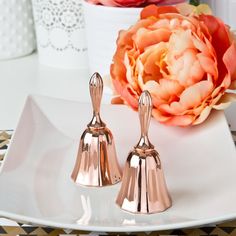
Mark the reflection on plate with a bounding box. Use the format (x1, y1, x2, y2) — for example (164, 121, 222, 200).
(0, 95, 236, 232)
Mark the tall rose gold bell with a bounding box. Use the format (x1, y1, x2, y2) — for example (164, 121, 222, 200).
(71, 73, 122, 187)
(116, 91, 171, 214)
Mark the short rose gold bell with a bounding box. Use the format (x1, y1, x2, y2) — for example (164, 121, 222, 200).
(116, 91, 171, 214)
(71, 72, 122, 187)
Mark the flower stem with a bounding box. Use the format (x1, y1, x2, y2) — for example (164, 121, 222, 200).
(189, 0, 200, 6)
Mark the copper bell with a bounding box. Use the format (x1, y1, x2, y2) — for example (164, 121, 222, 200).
(116, 91, 172, 214)
(71, 72, 122, 187)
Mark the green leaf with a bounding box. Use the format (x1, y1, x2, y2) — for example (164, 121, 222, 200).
(189, 0, 200, 6)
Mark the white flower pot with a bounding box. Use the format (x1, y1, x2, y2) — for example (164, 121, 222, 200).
(83, 0, 187, 76)
(202, 0, 236, 29)
(32, 0, 88, 69)
(0, 0, 36, 60)
(83, 1, 142, 76)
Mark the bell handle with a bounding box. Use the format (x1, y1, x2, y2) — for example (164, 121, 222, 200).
(89, 72, 103, 115)
(138, 90, 153, 137)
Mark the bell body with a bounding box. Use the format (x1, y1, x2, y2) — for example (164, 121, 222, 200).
(71, 126, 122, 187)
(116, 91, 171, 214)
(71, 73, 122, 187)
(116, 148, 171, 214)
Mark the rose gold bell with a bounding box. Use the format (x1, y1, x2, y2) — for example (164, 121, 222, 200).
(116, 91, 171, 214)
(71, 72, 122, 187)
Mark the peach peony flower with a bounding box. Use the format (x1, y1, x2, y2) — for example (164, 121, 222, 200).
(87, 0, 185, 7)
(110, 4, 236, 126)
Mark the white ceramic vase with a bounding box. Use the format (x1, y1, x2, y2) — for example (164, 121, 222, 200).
(202, 0, 236, 29)
(32, 0, 88, 69)
(83, 1, 142, 76)
(83, 0, 187, 76)
(0, 0, 36, 60)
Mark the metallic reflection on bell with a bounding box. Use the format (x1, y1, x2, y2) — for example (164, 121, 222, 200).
(71, 72, 122, 187)
(116, 91, 171, 214)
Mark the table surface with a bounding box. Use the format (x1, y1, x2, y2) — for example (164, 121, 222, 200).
(1, 53, 236, 235)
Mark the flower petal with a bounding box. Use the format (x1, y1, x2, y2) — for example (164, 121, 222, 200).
(193, 106, 212, 125)
(160, 80, 214, 115)
(164, 115, 194, 126)
(112, 79, 139, 109)
(111, 96, 125, 104)
(213, 93, 236, 110)
(140, 4, 179, 20)
(197, 53, 217, 78)
(152, 108, 171, 123)
(134, 28, 171, 52)
(179, 80, 214, 109)
(144, 79, 184, 106)
(223, 42, 236, 82)
(176, 3, 195, 16)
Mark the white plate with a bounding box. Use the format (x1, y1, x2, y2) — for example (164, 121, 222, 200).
(1, 95, 236, 232)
